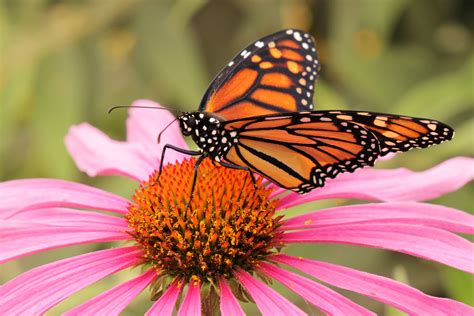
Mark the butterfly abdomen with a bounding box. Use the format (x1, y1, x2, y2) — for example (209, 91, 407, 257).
(178, 112, 238, 162)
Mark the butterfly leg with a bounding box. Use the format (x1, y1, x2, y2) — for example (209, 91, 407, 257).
(159, 144, 202, 176)
(219, 161, 257, 189)
(185, 154, 206, 210)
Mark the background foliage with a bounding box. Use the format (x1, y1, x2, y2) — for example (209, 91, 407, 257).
(1, 0, 472, 315)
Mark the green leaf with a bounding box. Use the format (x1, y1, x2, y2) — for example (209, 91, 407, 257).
(29, 48, 87, 180)
(133, 1, 208, 111)
(394, 55, 474, 120)
(385, 265, 410, 316)
(442, 118, 474, 157)
(441, 266, 474, 306)
(314, 80, 348, 110)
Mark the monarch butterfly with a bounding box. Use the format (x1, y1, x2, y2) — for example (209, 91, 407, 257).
(111, 29, 454, 195)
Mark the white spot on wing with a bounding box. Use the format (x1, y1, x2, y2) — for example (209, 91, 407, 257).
(428, 124, 437, 131)
(293, 32, 302, 41)
(300, 117, 311, 123)
(255, 41, 264, 48)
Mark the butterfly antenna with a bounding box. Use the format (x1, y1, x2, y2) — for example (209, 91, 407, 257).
(157, 117, 180, 144)
(107, 105, 181, 115)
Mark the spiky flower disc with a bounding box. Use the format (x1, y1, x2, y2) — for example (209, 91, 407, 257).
(126, 158, 283, 283)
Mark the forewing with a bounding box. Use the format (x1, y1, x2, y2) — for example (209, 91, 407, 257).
(199, 29, 320, 120)
(323, 110, 455, 156)
(223, 113, 380, 193)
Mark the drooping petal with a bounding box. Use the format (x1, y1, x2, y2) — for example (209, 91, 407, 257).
(64, 269, 156, 316)
(282, 202, 474, 234)
(178, 279, 201, 316)
(0, 179, 130, 217)
(234, 269, 306, 316)
(126, 99, 189, 164)
(218, 277, 245, 316)
(257, 262, 375, 316)
(145, 279, 182, 316)
(65, 123, 156, 181)
(6, 207, 127, 228)
(272, 254, 474, 315)
(0, 247, 142, 314)
(278, 157, 474, 209)
(279, 223, 474, 273)
(0, 220, 130, 263)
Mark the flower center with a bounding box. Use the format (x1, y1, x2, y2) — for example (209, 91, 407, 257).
(126, 158, 283, 283)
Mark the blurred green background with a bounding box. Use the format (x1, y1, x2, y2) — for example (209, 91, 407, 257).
(1, 0, 473, 315)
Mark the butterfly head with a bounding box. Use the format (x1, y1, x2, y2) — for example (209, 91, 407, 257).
(178, 112, 235, 160)
(177, 112, 221, 135)
(177, 112, 196, 136)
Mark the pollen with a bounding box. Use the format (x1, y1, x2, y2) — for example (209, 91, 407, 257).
(126, 158, 283, 283)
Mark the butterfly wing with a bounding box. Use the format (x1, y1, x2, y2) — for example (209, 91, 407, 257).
(222, 112, 381, 193)
(323, 110, 455, 156)
(199, 29, 320, 120)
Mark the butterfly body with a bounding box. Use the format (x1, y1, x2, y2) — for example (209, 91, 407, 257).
(163, 29, 454, 194)
(178, 112, 236, 162)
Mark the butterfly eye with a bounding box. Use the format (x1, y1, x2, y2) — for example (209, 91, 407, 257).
(178, 115, 195, 136)
(187, 116, 196, 126)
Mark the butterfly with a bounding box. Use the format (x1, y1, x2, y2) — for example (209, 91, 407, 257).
(130, 29, 454, 195)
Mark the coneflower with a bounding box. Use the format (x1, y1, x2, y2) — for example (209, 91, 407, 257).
(1, 100, 472, 315)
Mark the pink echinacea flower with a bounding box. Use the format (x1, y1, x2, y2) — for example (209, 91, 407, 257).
(1, 99, 473, 315)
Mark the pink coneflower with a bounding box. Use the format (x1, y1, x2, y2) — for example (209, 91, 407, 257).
(1, 99, 473, 315)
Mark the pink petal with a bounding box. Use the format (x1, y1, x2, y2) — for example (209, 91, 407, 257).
(279, 223, 474, 273)
(278, 157, 474, 209)
(178, 279, 201, 316)
(234, 269, 306, 316)
(0, 179, 130, 217)
(257, 262, 374, 315)
(6, 207, 127, 228)
(146, 279, 182, 316)
(126, 99, 189, 164)
(0, 220, 130, 263)
(218, 277, 245, 316)
(272, 254, 474, 315)
(0, 246, 142, 314)
(64, 269, 156, 316)
(377, 152, 397, 161)
(65, 123, 156, 181)
(283, 202, 474, 234)
(268, 182, 289, 199)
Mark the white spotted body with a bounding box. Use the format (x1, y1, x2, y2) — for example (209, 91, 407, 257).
(178, 112, 236, 162)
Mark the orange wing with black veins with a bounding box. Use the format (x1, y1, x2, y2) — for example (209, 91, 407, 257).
(199, 29, 320, 121)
